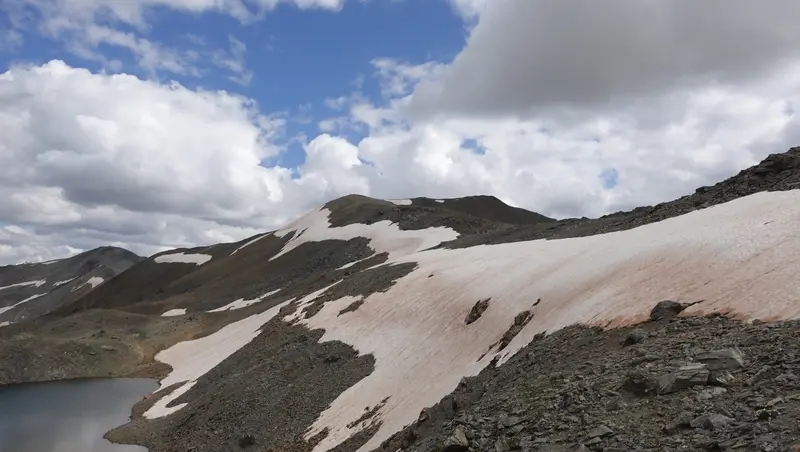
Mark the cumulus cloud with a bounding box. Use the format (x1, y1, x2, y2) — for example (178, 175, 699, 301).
(410, 0, 800, 117)
(0, 60, 361, 263)
(1, 2, 800, 265)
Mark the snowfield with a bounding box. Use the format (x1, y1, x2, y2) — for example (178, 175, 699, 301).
(161, 309, 187, 317)
(0, 279, 46, 291)
(0, 293, 46, 315)
(207, 289, 281, 312)
(154, 252, 212, 265)
(72, 276, 104, 292)
(146, 190, 800, 452)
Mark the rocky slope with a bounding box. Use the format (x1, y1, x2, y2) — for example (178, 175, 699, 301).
(1, 147, 800, 452)
(0, 246, 142, 327)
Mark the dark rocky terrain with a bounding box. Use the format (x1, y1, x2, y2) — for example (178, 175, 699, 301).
(0, 246, 142, 325)
(378, 307, 800, 452)
(0, 147, 799, 452)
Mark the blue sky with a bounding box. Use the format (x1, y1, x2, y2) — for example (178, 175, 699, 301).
(0, 0, 469, 170)
(1, 0, 798, 264)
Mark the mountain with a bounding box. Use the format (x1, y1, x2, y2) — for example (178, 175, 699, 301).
(0, 246, 142, 327)
(2, 147, 800, 452)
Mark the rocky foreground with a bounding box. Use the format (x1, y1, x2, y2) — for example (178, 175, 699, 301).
(380, 304, 800, 452)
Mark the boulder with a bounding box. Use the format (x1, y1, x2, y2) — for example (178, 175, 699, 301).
(658, 363, 710, 394)
(693, 348, 745, 371)
(442, 425, 469, 452)
(650, 300, 685, 321)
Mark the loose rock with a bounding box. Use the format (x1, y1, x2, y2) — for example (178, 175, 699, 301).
(658, 363, 710, 394)
(650, 300, 685, 321)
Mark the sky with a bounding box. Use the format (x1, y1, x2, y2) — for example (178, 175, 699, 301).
(0, 0, 799, 264)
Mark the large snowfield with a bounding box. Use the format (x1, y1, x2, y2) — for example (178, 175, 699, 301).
(147, 190, 800, 452)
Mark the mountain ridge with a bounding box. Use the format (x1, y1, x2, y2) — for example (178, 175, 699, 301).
(1, 146, 800, 452)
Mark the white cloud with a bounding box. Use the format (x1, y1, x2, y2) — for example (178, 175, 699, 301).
(411, 0, 800, 118)
(1, 2, 799, 265)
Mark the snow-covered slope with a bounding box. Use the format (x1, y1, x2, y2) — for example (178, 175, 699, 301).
(140, 188, 800, 452)
(8, 146, 800, 452)
(0, 247, 141, 326)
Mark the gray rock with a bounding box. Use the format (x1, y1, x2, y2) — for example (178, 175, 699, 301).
(587, 425, 614, 439)
(708, 370, 735, 386)
(623, 328, 647, 346)
(658, 363, 710, 394)
(465, 298, 490, 325)
(650, 300, 685, 321)
(697, 387, 727, 400)
(443, 425, 469, 451)
(621, 370, 660, 396)
(494, 438, 510, 452)
(693, 348, 745, 371)
(100, 345, 117, 352)
(689, 413, 734, 430)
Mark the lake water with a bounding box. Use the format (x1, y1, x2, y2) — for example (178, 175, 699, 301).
(0, 378, 158, 452)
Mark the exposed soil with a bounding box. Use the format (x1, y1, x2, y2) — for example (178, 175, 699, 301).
(377, 312, 800, 452)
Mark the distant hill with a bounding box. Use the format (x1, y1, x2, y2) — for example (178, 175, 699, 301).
(0, 247, 142, 326)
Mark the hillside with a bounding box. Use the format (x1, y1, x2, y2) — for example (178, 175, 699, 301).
(0, 247, 142, 327)
(1, 147, 800, 452)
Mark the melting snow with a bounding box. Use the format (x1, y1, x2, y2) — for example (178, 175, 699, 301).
(162, 309, 187, 317)
(270, 208, 458, 262)
(144, 298, 296, 419)
(0, 293, 46, 315)
(0, 279, 46, 291)
(388, 199, 412, 206)
(140, 190, 800, 451)
(154, 253, 212, 265)
(72, 276, 104, 292)
(284, 190, 800, 452)
(0, 321, 11, 328)
(207, 289, 281, 312)
(52, 277, 77, 287)
(230, 233, 273, 256)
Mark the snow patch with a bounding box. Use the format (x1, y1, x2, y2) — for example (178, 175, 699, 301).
(388, 199, 412, 206)
(52, 277, 77, 287)
(208, 289, 281, 312)
(337, 256, 373, 270)
(162, 309, 187, 317)
(435, 199, 445, 203)
(291, 190, 800, 452)
(0, 279, 46, 291)
(0, 321, 11, 328)
(154, 252, 212, 265)
(230, 233, 273, 256)
(145, 298, 297, 418)
(0, 293, 46, 315)
(145, 381, 197, 419)
(72, 276, 104, 292)
(270, 208, 458, 262)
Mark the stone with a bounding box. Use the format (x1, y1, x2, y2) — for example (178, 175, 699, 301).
(494, 438, 510, 452)
(443, 425, 469, 451)
(465, 298, 491, 325)
(650, 300, 685, 321)
(237, 434, 256, 448)
(658, 363, 709, 394)
(697, 387, 727, 400)
(689, 413, 734, 430)
(621, 370, 660, 396)
(100, 345, 117, 352)
(623, 328, 647, 346)
(587, 425, 614, 439)
(708, 370, 735, 386)
(693, 349, 745, 371)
